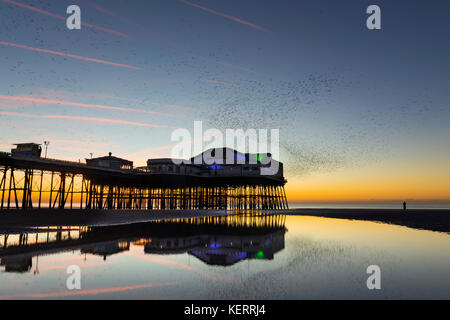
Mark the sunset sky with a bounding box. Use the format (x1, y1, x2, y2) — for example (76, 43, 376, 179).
(1, 0, 449, 202)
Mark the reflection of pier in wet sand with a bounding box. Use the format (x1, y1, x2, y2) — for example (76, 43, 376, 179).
(0, 214, 286, 271)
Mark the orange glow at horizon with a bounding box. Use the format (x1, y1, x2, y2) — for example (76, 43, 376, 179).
(285, 155, 450, 202)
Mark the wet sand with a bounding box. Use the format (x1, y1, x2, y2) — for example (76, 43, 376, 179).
(0, 209, 227, 230)
(283, 208, 450, 233)
(1, 208, 449, 234)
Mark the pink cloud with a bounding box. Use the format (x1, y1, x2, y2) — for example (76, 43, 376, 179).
(0, 41, 140, 70)
(0, 94, 173, 117)
(0, 111, 176, 128)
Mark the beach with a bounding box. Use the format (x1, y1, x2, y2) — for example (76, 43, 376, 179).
(284, 208, 450, 233)
(0, 209, 227, 230)
(0, 208, 449, 233)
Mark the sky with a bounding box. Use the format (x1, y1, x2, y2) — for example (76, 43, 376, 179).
(0, 0, 449, 202)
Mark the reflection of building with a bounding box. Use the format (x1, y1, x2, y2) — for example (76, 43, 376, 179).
(144, 230, 285, 266)
(190, 231, 285, 266)
(81, 240, 130, 260)
(11, 143, 42, 157)
(145, 236, 202, 254)
(0, 215, 287, 270)
(86, 152, 133, 170)
(0, 256, 32, 272)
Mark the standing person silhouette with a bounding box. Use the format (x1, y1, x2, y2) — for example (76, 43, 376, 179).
(403, 201, 406, 211)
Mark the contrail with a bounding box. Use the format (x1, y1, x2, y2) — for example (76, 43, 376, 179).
(83, 0, 257, 74)
(0, 94, 173, 117)
(206, 79, 241, 88)
(81, 0, 177, 46)
(3, 0, 129, 38)
(0, 41, 140, 70)
(179, 0, 274, 34)
(81, 93, 191, 111)
(0, 111, 175, 128)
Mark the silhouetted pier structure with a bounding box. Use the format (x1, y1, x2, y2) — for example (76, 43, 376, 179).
(0, 146, 288, 211)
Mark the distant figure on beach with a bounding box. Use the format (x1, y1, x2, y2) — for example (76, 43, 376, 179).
(403, 201, 406, 211)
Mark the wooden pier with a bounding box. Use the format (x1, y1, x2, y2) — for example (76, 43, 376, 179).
(0, 151, 288, 211)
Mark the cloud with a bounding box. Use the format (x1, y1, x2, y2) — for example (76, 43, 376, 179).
(0, 94, 174, 117)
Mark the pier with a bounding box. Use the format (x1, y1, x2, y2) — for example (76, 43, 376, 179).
(0, 146, 288, 211)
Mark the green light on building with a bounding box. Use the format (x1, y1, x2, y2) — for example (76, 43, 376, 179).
(255, 250, 265, 259)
